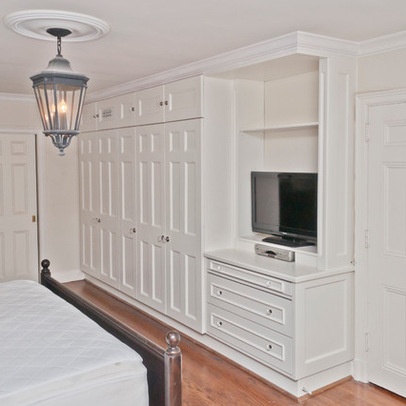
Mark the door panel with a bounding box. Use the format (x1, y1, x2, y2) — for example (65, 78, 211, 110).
(0, 134, 38, 281)
(136, 124, 166, 311)
(367, 102, 406, 397)
(118, 128, 137, 296)
(165, 119, 202, 328)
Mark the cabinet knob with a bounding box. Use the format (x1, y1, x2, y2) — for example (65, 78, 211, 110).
(130, 107, 135, 112)
(159, 101, 164, 106)
(160, 235, 170, 243)
(129, 227, 136, 234)
(165, 100, 168, 106)
(266, 344, 273, 351)
(266, 309, 273, 315)
(93, 217, 101, 223)
(216, 290, 223, 296)
(216, 320, 223, 327)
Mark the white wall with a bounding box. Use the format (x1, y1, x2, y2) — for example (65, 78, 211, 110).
(358, 48, 406, 93)
(0, 94, 81, 277)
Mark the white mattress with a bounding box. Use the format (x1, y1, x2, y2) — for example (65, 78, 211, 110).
(0, 280, 149, 406)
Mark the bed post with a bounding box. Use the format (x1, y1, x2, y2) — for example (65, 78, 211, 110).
(165, 331, 182, 406)
(40, 259, 51, 285)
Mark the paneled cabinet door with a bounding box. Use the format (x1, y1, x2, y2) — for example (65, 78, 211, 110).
(79, 130, 120, 288)
(135, 119, 203, 331)
(135, 123, 166, 312)
(135, 86, 165, 126)
(134, 76, 203, 126)
(165, 119, 202, 331)
(81, 103, 98, 132)
(118, 128, 137, 297)
(164, 76, 203, 122)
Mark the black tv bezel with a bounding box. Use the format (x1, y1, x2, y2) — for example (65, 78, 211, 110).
(251, 171, 318, 244)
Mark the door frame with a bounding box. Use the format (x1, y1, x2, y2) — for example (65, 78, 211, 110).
(354, 88, 406, 382)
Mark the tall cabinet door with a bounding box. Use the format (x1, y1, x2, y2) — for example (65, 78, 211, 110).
(136, 124, 166, 312)
(165, 119, 202, 330)
(98, 130, 120, 288)
(79, 130, 119, 288)
(118, 128, 137, 296)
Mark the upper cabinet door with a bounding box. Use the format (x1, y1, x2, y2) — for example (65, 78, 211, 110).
(135, 86, 165, 126)
(164, 76, 203, 122)
(81, 102, 98, 132)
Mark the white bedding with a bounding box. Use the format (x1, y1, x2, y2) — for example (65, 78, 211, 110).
(0, 280, 149, 406)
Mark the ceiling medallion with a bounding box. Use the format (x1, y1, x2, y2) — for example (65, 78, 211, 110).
(3, 10, 110, 42)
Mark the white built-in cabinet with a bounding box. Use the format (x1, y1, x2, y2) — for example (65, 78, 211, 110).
(79, 50, 357, 396)
(79, 76, 233, 333)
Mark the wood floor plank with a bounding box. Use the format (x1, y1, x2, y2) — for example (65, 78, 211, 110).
(64, 280, 405, 405)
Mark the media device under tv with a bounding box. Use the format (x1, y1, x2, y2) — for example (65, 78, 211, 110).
(251, 171, 317, 248)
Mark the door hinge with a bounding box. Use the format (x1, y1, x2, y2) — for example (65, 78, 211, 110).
(365, 332, 369, 352)
(365, 123, 370, 142)
(32, 215, 36, 223)
(364, 229, 369, 248)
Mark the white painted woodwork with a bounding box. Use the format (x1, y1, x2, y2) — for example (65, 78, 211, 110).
(118, 93, 137, 127)
(317, 56, 356, 271)
(135, 123, 166, 311)
(135, 86, 165, 126)
(366, 101, 406, 397)
(79, 130, 119, 288)
(118, 128, 137, 296)
(164, 76, 203, 122)
(135, 119, 203, 329)
(206, 251, 354, 382)
(165, 119, 202, 327)
(81, 102, 98, 132)
(135, 76, 202, 125)
(0, 133, 38, 281)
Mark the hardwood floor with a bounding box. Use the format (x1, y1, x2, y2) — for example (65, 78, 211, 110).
(65, 280, 405, 405)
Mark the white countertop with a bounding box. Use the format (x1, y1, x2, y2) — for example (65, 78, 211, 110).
(204, 248, 353, 283)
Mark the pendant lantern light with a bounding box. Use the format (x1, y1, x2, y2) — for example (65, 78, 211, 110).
(30, 28, 89, 156)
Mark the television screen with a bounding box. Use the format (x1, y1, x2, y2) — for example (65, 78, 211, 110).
(251, 172, 317, 247)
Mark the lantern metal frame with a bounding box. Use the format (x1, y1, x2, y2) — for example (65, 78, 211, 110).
(30, 28, 89, 156)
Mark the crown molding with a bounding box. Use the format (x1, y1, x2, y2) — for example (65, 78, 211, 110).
(87, 31, 360, 102)
(359, 30, 406, 57)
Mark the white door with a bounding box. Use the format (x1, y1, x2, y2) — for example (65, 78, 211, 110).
(136, 124, 166, 311)
(118, 128, 137, 296)
(79, 132, 100, 278)
(367, 101, 406, 397)
(0, 133, 38, 281)
(165, 119, 203, 331)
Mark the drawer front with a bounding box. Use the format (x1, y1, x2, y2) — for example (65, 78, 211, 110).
(208, 273, 293, 336)
(208, 260, 293, 297)
(207, 304, 293, 375)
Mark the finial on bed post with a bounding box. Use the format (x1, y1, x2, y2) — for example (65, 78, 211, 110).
(40, 259, 51, 285)
(164, 331, 182, 406)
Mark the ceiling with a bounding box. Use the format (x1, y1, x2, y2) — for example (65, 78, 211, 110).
(2, 0, 406, 96)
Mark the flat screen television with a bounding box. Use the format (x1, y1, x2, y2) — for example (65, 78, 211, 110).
(251, 171, 317, 247)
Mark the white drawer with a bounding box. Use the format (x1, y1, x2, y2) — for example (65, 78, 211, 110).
(208, 260, 293, 297)
(208, 273, 293, 336)
(207, 304, 293, 375)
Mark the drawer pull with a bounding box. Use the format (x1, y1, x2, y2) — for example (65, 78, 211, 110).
(266, 344, 273, 351)
(216, 290, 223, 296)
(266, 309, 273, 315)
(216, 320, 223, 327)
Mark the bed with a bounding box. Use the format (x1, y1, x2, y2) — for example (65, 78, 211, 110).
(0, 259, 182, 406)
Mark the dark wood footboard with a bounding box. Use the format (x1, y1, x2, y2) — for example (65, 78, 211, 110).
(40, 259, 182, 406)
